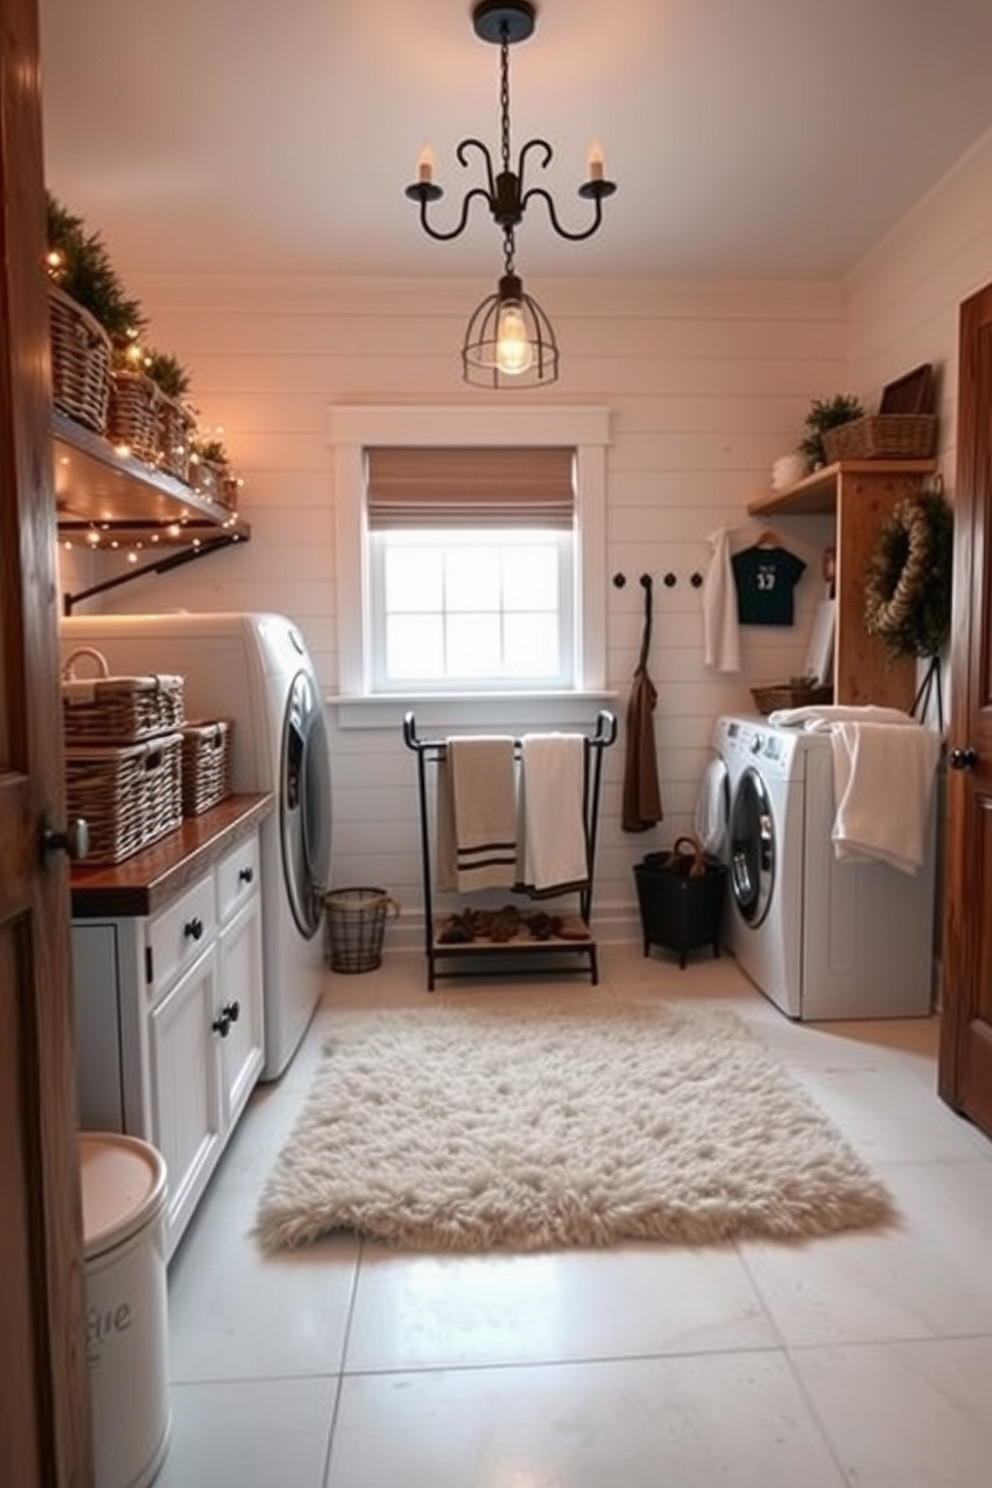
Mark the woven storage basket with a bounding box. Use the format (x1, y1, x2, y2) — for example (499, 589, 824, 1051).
(62, 646, 184, 745)
(64, 733, 183, 864)
(155, 394, 197, 482)
(181, 720, 233, 816)
(751, 683, 833, 716)
(48, 285, 112, 435)
(107, 370, 162, 465)
(823, 414, 938, 463)
(191, 458, 239, 511)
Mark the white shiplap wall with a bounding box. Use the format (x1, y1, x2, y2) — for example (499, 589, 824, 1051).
(59, 272, 849, 942)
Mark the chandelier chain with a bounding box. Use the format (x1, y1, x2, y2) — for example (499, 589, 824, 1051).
(499, 24, 512, 174)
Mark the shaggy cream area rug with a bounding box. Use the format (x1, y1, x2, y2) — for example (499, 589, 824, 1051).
(256, 1004, 894, 1253)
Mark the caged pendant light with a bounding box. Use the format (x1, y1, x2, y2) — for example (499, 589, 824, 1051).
(404, 0, 616, 388)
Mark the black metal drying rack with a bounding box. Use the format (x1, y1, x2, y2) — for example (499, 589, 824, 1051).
(403, 710, 617, 989)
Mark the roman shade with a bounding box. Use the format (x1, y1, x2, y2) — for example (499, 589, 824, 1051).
(365, 446, 575, 530)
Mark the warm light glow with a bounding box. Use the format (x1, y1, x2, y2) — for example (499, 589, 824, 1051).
(587, 141, 604, 181)
(46, 249, 63, 272)
(495, 300, 534, 375)
(418, 145, 435, 184)
(114, 444, 131, 459)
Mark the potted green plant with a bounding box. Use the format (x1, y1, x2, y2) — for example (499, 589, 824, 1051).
(46, 193, 146, 348)
(189, 432, 241, 510)
(799, 394, 865, 471)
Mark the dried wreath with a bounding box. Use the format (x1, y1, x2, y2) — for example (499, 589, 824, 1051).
(863, 491, 953, 658)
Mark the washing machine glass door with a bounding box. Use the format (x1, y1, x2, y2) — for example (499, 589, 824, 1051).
(281, 669, 332, 938)
(729, 766, 775, 927)
(695, 756, 729, 859)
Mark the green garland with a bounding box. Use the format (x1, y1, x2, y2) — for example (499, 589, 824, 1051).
(863, 491, 953, 658)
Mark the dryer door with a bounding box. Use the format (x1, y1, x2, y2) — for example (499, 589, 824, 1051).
(729, 766, 775, 927)
(281, 668, 332, 938)
(695, 756, 729, 859)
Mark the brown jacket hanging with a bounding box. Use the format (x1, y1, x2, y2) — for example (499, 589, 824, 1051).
(622, 576, 663, 832)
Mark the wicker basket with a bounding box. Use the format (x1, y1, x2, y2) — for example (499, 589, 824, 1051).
(190, 458, 240, 511)
(323, 887, 400, 973)
(107, 369, 162, 465)
(823, 414, 938, 463)
(155, 393, 197, 482)
(64, 734, 183, 864)
(181, 720, 233, 816)
(62, 646, 184, 745)
(48, 285, 113, 435)
(751, 684, 833, 716)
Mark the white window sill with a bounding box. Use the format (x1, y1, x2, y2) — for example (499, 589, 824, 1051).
(326, 691, 619, 731)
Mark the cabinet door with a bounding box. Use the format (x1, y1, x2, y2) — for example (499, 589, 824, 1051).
(217, 893, 265, 1131)
(148, 946, 224, 1258)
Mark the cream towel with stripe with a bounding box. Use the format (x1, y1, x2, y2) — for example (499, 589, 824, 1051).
(435, 737, 517, 892)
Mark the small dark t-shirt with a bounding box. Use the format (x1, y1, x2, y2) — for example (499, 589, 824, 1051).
(732, 545, 806, 625)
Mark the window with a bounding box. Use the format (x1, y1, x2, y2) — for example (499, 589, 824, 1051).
(330, 406, 610, 716)
(366, 445, 575, 693)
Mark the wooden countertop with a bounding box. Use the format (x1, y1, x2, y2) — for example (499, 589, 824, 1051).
(70, 792, 275, 918)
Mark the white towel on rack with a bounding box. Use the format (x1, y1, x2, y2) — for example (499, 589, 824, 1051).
(518, 733, 588, 895)
(437, 736, 518, 892)
(702, 527, 740, 673)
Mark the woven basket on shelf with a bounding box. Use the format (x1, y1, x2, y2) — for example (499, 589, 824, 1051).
(191, 458, 239, 511)
(181, 720, 233, 816)
(62, 646, 184, 745)
(107, 370, 162, 465)
(48, 285, 113, 434)
(751, 684, 833, 716)
(155, 393, 197, 482)
(64, 733, 183, 864)
(823, 414, 937, 463)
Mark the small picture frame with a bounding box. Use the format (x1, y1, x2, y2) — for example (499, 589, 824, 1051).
(880, 363, 933, 415)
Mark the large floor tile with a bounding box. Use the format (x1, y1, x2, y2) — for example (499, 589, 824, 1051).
(344, 1240, 778, 1371)
(740, 1158, 992, 1346)
(792, 1335, 992, 1488)
(154, 1377, 336, 1488)
(167, 1182, 360, 1382)
(325, 1353, 847, 1488)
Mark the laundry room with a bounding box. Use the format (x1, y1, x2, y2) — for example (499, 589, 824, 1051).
(8, 3, 992, 1486)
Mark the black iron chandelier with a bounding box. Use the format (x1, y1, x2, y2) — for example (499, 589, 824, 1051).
(405, 0, 616, 388)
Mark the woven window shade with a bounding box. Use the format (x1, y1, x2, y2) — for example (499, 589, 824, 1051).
(366, 446, 575, 530)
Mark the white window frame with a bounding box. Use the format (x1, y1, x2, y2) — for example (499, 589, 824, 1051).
(329, 406, 611, 726)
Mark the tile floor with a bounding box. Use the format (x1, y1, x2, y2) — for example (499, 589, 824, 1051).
(156, 944, 992, 1488)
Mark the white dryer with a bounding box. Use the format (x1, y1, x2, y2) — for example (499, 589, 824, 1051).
(714, 715, 936, 1020)
(60, 613, 332, 1078)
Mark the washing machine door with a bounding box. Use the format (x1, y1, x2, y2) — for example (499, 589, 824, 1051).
(695, 756, 729, 859)
(281, 669, 332, 938)
(729, 766, 775, 928)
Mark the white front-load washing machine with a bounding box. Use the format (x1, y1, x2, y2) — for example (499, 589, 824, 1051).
(713, 714, 936, 1020)
(61, 613, 332, 1077)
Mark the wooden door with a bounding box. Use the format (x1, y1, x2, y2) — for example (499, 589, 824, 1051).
(0, 0, 94, 1481)
(940, 280, 992, 1141)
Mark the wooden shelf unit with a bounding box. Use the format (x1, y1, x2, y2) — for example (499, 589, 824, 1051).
(748, 459, 939, 709)
(53, 410, 251, 613)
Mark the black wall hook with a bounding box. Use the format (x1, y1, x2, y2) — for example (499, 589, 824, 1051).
(690, 571, 703, 588)
(612, 572, 626, 588)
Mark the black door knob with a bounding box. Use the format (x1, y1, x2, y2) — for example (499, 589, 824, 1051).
(948, 747, 979, 770)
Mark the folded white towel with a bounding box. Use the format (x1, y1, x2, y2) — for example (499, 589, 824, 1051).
(519, 733, 588, 894)
(439, 737, 518, 892)
(826, 721, 940, 873)
(768, 704, 916, 730)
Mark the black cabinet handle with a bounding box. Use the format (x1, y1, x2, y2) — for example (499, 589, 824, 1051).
(211, 1010, 231, 1038)
(948, 747, 979, 770)
(222, 1000, 241, 1024)
(238, 866, 254, 885)
(184, 916, 204, 941)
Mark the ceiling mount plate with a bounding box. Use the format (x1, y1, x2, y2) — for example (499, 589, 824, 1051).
(472, 0, 537, 45)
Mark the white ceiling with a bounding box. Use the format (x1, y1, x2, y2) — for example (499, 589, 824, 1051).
(37, 0, 992, 285)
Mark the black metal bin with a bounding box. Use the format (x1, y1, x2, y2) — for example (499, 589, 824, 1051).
(633, 838, 728, 969)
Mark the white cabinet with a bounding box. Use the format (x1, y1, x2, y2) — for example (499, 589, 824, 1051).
(71, 826, 264, 1259)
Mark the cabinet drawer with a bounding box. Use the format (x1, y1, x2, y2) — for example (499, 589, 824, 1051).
(217, 832, 260, 926)
(147, 871, 216, 998)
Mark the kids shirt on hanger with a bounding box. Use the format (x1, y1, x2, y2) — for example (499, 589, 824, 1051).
(732, 543, 806, 625)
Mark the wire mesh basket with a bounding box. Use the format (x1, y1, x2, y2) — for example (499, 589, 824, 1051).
(324, 887, 400, 973)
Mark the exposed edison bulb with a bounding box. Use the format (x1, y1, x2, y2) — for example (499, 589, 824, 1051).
(495, 300, 533, 376)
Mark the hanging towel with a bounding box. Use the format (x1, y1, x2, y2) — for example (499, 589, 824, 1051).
(622, 576, 663, 833)
(435, 736, 518, 892)
(702, 527, 741, 672)
(518, 733, 588, 895)
(768, 704, 918, 730)
(824, 720, 941, 873)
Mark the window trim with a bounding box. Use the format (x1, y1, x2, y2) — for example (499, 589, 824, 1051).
(330, 405, 610, 702)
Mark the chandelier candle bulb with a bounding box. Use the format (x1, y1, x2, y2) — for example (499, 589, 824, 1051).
(588, 142, 605, 182)
(417, 146, 435, 185)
